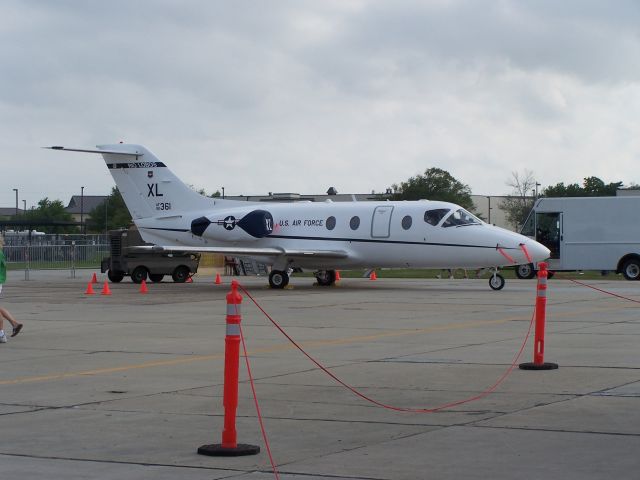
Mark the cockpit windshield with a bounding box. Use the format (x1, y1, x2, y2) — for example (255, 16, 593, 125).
(442, 208, 482, 228)
(424, 208, 450, 226)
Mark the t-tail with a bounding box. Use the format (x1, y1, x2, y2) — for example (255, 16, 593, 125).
(48, 144, 218, 219)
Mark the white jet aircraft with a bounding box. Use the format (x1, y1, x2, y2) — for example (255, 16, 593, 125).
(48, 144, 550, 290)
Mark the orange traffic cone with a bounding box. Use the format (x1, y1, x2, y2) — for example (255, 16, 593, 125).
(91, 272, 98, 284)
(370, 270, 377, 281)
(215, 273, 222, 285)
(139, 279, 148, 294)
(85, 281, 95, 295)
(335, 270, 341, 281)
(186, 276, 193, 283)
(101, 281, 112, 296)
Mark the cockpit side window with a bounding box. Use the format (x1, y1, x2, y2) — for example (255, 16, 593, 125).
(424, 208, 450, 226)
(442, 209, 482, 228)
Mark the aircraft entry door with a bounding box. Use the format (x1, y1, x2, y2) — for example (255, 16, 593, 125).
(371, 206, 394, 238)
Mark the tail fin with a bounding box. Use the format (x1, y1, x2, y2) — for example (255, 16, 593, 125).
(50, 144, 215, 219)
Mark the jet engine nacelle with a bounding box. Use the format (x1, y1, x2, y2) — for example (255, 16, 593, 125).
(191, 208, 274, 242)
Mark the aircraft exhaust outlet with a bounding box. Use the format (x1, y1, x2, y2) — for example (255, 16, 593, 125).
(197, 280, 260, 457)
(519, 262, 559, 371)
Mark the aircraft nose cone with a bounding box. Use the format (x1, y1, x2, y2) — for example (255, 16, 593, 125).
(527, 240, 551, 263)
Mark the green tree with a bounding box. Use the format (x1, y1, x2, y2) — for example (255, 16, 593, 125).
(543, 182, 583, 197)
(21, 198, 76, 233)
(85, 187, 132, 233)
(543, 177, 622, 197)
(191, 186, 220, 197)
(500, 170, 537, 230)
(391, 167, 474, 210)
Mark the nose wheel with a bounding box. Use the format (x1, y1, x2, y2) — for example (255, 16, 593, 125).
(489, 270, 505, 290)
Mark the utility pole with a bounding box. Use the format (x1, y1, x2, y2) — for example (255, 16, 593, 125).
(80, 186, 85, 234)
(12, 188, 18, 216)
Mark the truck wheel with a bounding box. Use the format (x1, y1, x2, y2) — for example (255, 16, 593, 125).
(172, 266, 190, 283)
(107, 270, 124, 283)
(622, 258, 640, 280)
(131, 266, 148, 284)
(149, 274, 164, 283)
(515, 263, 536, 279)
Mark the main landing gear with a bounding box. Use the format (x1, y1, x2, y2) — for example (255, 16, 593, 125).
(268, 270, 290, 289)
(315, 270, 337, 287)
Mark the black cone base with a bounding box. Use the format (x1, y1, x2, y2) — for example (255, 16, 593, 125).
(197, 443, 260, 457)
(519, 362, 559, 370)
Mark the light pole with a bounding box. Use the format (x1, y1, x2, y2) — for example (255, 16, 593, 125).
(12, 188, 18, 216)
(80, 186, 85, 234)
(486, 196, 492, 224)
(535, 182, 541, 200)
(222, 186, 225, 199)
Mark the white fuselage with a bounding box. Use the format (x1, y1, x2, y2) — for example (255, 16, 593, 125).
(135, 199, 548, 271)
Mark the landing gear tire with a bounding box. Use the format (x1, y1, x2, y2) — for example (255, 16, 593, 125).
(315, 270, 337, 286)
(149, 274, 164, 283)
(489, 273, 505, 291)
(515, 263, 536, 279)
(269, 270, 289, 289)
(622, 258, 640, 280)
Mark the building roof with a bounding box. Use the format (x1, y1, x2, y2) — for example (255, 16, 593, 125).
(225, 193, 387, 202)
(65, 195, 108, 214)
(0, 208, 25, 217)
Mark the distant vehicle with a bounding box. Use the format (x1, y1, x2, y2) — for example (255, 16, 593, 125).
(3, 229, 46, 237)
(101, 227, 200, 283)
(517, 196, 640, 280)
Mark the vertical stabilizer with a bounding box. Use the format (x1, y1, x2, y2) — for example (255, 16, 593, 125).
(96, 144, 215, 219)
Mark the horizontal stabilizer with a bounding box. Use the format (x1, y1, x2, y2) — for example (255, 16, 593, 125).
(44, 146, 142, 156)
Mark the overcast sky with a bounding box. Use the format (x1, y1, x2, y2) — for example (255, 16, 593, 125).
(2, 0, 640, 208)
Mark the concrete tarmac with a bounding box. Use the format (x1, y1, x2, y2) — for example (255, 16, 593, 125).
(1, 270, 639, 479)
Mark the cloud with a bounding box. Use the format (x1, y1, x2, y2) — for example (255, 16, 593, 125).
(2, 0, 640, 207)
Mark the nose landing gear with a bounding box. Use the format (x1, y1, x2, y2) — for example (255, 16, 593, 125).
(489, 268, 505, 290)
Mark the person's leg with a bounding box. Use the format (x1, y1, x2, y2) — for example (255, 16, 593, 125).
(0, 306, 21, 332)
(0, 307, 18, 328)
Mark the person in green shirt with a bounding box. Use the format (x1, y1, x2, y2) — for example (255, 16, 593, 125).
(0, 236, 23, 343)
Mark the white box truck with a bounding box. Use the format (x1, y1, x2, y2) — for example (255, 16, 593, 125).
(517, 196, 640, 280)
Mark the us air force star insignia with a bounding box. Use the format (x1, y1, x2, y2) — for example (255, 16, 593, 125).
(223, 216, 236, 230)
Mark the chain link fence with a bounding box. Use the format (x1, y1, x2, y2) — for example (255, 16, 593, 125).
(2, 234, 109, 280)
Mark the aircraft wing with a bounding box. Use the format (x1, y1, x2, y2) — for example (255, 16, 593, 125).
(134, 245, 349, 259)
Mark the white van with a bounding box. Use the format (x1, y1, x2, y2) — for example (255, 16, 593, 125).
(518, 196, 640, 280)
